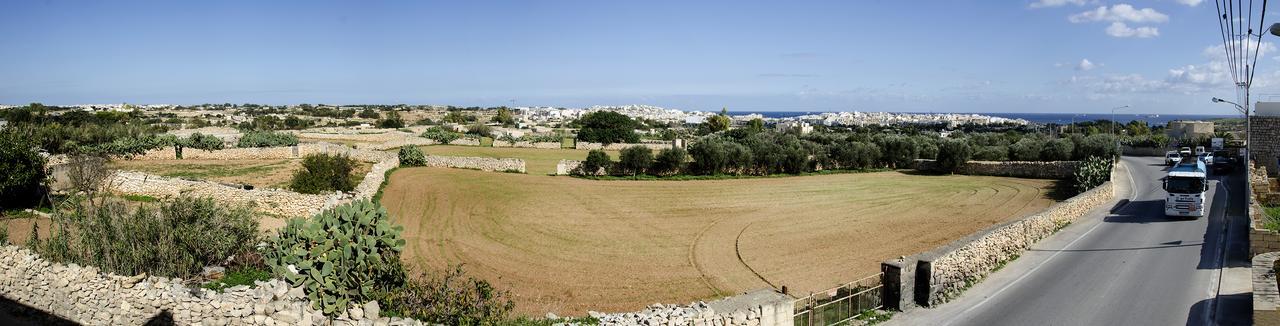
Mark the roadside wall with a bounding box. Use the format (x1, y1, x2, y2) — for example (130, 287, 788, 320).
(908, 162, 1120, 307)
(1252, 116, 1280, 177)
(593, 289, 793, 326)
(1250, 162, 1280, 257)
(1254, 251, 1280, 325)
(0, 245, 425, 325)
(914, 160, 1080, 179)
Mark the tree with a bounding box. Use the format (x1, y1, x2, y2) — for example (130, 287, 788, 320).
(442, 111, 472, 124)
(700, 111, 731, 135)
(746, 118, 765, 133)
(1073, 134, 1118, 160)
(358, 109, 381, 119)
(617, 146, 654, 176)
(876, 136, 919, 169)
(466, 124, 493, 138)
(491, 107, 516, 126)
(576, 111, 640, 145)
(290, 154, 357, 194)
(935, 139, 972, 174)
(651, 147, 688, 176)
(0, 130, 47, 209)
(1008, 138, 1045, 161)
(577, 150, 612, 176)
(1041, 138, 1075, 161)
(379, 111, 405, 128)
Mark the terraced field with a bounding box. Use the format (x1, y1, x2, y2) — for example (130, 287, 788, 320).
(109, 159, 372, 189)
(379, 168, 1065, 316)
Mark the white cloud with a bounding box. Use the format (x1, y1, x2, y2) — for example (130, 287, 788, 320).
(1174, 0, 1204, 6)
(1066, 40, 1280, 96)
(1106, 22, 1160, 38)
(1069, 4, 1170, 23)
(1076, 59, 1099, 71)
(1030, 0, 1091, 8)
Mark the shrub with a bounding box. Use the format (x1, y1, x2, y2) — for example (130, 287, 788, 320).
(263, 200, 407, 316)
(576, 111, 640, 145)
(1008, 138, 1044, 161)
(398, 146, 427, 167)
(971, 145, 1008, 161)
(1040, 138, 1075, 161)
(184, 132, 225, 151)
(1073, 156, 1113, 194)
(935, 140, 972, 174)
(380, 266, 514, 325)
(290, 153, 357, 194)
(237, 131, 299, 148)
(651, 147, 688, 176)
(0, 130, 48, 210)
(617, 146, 654, 176)
(466, 124, 493, 138)
(422, 126, 462, 144)
(577, 150, 612, 176)
(33, 197, 259, 279)
(1073, 134, 1118, 160)
(379, 111, 406, 129)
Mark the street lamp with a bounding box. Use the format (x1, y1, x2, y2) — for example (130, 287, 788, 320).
(1110, 105, 1129, 135)
(1212, 97, 1250, 200)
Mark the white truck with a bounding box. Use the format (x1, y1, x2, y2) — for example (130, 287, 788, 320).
(1164, 160, 1208, 217)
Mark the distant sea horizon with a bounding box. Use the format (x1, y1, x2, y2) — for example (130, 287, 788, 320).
(733, 111, 1238, 126)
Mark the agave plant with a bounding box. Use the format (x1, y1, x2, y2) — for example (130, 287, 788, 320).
(264, 199, 407, 316)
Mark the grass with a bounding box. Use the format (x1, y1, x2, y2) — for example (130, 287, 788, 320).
(1265, 206, 1280, 231)
(371, 166, 401, 204)
(380, 168, 1063, 315)
(159, 161, 291, 180)
(412, 145, 619, 175)
(120, 194, 159, 202)
(855, 310, 894, 325)
(576, 168, 892, 181)
(201, 267, 273, 292)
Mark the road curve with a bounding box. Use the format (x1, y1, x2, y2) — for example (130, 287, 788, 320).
(888, 156, 1249, 326)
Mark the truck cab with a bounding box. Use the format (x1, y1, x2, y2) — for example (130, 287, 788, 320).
(1164, 160, 1208, 217)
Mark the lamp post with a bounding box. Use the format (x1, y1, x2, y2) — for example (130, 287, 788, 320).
(1110, 105, 1129, 135)
(1212, 96, 1250, 202)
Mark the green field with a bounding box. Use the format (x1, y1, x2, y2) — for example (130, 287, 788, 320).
(414, 145, 619, 174)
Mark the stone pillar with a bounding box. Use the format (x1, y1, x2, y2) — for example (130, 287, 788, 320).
(914, 259, 935, 307)
(880, 259, 916, 311)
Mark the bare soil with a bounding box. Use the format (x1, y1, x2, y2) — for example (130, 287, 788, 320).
(379, 168, 1065, 316)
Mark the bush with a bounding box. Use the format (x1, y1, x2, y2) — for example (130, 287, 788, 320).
(971, 145, 1008, 161)
(576, 111, 640, 145)
(577, 150, 612, 176)
(398, 146, 427, 167)
(263, 200, 407, 316)
(380, 266, 514, 325)
(379, 111, 405, 129)
(935, 140, 972, 174)
(617, 146, 654, 176)
(1040, 138, 1075, 161)
(1073, 156, 1113, 194)
(33, 197, 259, 279)
(422, 126, 462, 144)
(1073, 134, 1118, 160)
(466, 124, 493, 138)
(290, 153, 357, 194)
(0, 130, 48, 210)
(1008, 138, 1044, 161)
(237, 131, 299, 148)
(184, 132, 225, 151)
(651, 147, 688, 176)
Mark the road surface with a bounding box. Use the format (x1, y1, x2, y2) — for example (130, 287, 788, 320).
(888, 156, 1251, 326)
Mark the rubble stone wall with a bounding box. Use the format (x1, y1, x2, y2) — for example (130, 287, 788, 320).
(914, 160, 1080, 179)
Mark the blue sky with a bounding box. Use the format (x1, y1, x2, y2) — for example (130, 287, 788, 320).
(0, 0, 1272, 114)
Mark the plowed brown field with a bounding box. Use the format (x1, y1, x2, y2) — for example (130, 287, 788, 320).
(379, 168, 1064, 316)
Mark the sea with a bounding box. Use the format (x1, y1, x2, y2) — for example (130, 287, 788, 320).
(736, 111, 1237, 126)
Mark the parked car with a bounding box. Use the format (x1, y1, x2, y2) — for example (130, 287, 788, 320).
(1213, 155, 1234, 173)
(1203, 152, 1214, 167)
(1165, 151, 1182, 166)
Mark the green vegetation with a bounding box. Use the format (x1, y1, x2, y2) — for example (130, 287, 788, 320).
(398, 146, 427, 167)
(264, 200, 407, 316)
(579, 150, 612, 176)
(237, 130, 299, 148)
(379, 111, 406, 129)
(30, 196, 259, 279)
(442, 111, 475, 124)
(202, 267, 273, 292)
(575, 111, 640, 145)
(157, 161, 291, 180)
(650, 147, 688, 176)
(491, 107, 516, 126)
(935, 139, 972, 174)
(1073, 156, 1113, 194)
(0, 129, 49, 210)
(290, 153, 357, 194)
(421, 126, 463, 144)
(616, 146, 653, 176)
(1264, 206, 1280, 231)
(120, 194, 159, 202)
(380, 265, 515, 325)
(698, 108, 731, 135)
(415, 145, 615, 174)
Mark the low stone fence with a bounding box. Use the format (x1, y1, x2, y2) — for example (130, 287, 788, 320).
(0, 245, 425, 325)
(576, 142, 673, 151)
(1254, 251, 1280, 325)
(296, 130, 414, 143)
(492, 141, 563, 149)
(1121, 145, 1167, 157)
(556, 160, 582, 175)
(913, 160, 1080, 180)
(883, 163, 1120, 308)
(1250, 162, 1280, 257)
(108, 171, 344, 218)
(129, 143, 395, 163)
(423, 156, 526, 173)
(593, 289, 793, 326)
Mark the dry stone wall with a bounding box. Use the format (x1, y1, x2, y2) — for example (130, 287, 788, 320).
(423, 155, 526, 173)
(1253, 251, 1280, 325)
(1250, 162, 1280, 257)
(556, 160, 582, 175)
(915, 163, 1118, 306)
(576, 142, 673, 151)
(108, 171, 343, 218)
(493, 141, 563, 149)
(914, 160, 1080, 179)
(593, 289, 793, 326)
(1252, 116, 1280, 176)
(0, 245, 426, 326)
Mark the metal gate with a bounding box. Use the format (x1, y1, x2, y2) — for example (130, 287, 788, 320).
(793, 273, 884, 326)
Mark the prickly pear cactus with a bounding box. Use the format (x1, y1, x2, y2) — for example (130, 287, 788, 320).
(264, 199, 407, 316)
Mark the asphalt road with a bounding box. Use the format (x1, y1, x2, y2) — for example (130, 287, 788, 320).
(888, 156, 1251, 326)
